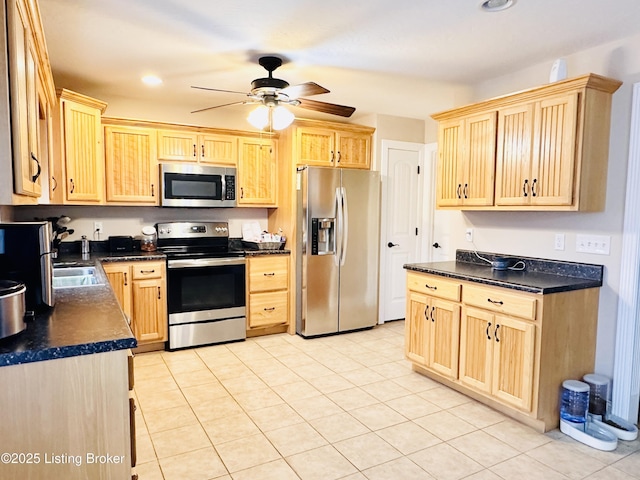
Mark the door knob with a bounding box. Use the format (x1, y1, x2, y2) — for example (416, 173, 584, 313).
(387, 242, 399, 248)
(432, 242, 441, 248)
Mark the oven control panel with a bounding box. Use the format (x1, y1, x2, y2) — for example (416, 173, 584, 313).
(156, 222, 229, 239)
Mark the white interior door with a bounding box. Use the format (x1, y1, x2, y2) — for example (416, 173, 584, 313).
(379, 140, 431, 322)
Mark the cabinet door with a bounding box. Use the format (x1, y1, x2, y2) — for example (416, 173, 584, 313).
(8, 0, 40, 197)
(157, 130, 199, 161)
(463, 112, 496, 206)
(63, 101, 104, 202)
(459, 307, 494, 394)
(495, 103, 535, 206)
(200, 134, 238, 165)
(296, 127, 336, 166)
(103, 263, 132, 319)
(336, 131, 371, 169)
(436, 119, 464, 207)
(104, 126, 158, 204)
(530, 93, 578, 206)
(237, 138, 277, 206)
(428, 298, 460, 380)
(132, 278, 167, 344)
(491, 315, 535, 411)
(405, 291, 428, 365)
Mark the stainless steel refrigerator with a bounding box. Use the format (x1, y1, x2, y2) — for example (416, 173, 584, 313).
(296, 166, 380, 337)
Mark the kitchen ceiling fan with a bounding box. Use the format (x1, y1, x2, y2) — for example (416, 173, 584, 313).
(191, 56, 355, 129)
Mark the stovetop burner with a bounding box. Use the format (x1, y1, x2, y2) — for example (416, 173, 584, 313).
(156, 221, 242, 259)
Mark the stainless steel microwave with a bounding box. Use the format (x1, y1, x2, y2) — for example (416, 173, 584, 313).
(160, 164, 237, 207)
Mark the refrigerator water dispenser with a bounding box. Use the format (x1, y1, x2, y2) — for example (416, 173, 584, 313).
(311, 218, 335, 255)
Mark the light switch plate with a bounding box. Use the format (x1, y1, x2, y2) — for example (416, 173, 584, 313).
(576, 234, 611, 255)
(554, 233, 565, 251)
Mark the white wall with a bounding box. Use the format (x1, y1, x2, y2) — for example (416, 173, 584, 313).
(439, 32, 640, 378)
(13, 205, 269, 241)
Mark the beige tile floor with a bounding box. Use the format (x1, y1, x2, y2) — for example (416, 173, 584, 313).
(132, 320, 640, 480)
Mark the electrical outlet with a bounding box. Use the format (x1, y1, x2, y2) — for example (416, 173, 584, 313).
(576, 234, 611, 255)
(94, 222, 103, 234)
(554, 233, 565, 251)
(465, 228, 473, 242)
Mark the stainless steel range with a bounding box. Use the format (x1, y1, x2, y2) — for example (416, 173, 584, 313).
(156, 221, 246, 350)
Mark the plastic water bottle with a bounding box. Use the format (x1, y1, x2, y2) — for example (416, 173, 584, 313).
(560, 380, 589, 425)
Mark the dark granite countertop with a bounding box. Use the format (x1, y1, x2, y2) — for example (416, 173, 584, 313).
(0, 258, 136, 367)
(404, 250, 604, 294)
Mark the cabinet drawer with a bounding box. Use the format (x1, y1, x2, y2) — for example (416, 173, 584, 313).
(249, 256, 289, 292)
(463, 284, 537, 320)
(406, 272, 461, 301)
(249, 290, 288, 328)
(131, 261, 164, 280)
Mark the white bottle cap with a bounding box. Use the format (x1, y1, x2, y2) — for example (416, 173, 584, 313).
(563, 379, 590, 393)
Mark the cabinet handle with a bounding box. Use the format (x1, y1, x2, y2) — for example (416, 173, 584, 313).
(495, 324, 500, 342)
(140, 269, 155, 274)
(263, 272, 275, 276)
(463, 183, 468, 199)
(330, 151, 335, 162)
(30, 153, 41, 182)
(486, 321, 492, 340)
(263, 307, 276, 311)
(424, 284, 438, 291)
(51, 176, 57, 192)
(336, 151, 341, 163)
(157, 287, 161, 299)
(124, 272, 128, 286)
(522, 179, 529, 197)
(193, 144, 197, 157)
(487, 298, 504, 306)
(430, 306, 435, 323)
(240, 187, 244, 198)
(423, 306, 429, 321)
(531, 178, 538, 197)
(202, 144, 205, 157)
(456, 184, 462, 199)
(70, 178, 75, 194)
(151, 184, 155, 197)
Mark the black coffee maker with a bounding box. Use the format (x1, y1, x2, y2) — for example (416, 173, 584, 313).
(0, 221, 55, 311)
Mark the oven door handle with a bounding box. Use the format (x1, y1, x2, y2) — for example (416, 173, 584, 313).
(167, 257, 246, 269)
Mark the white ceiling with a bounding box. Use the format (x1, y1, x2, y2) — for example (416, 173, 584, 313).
(38, 0, 640, 122)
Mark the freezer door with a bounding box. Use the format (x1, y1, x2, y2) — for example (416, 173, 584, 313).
(338, 169, 381, 332)
(298, 167, 341, 336)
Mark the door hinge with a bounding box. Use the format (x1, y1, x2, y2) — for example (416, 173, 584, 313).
(415, 227, 419, 236)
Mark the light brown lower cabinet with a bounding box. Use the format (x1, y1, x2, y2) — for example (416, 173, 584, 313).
(103, 261, 167, 350)
(0, 350, 132, 479)
(246, 255, 289, 335)
(405, 271, 599, 432)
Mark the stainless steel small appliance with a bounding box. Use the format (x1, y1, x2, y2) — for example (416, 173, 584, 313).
(157, 221, 246, 350)
(0, 221, 54, 311)
(160, 163, 236, 208)
(0, 280, 27, 340)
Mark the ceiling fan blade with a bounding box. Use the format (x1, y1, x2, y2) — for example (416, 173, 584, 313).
(191, 85, 250, 96)
(296, 97, 356, 117)
(280, 82, 330, 99)
(191, 101, 248, 114)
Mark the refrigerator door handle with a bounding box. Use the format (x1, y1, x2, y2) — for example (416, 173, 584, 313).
(335, 187, 343, 266)
(340, 187, 348, 267)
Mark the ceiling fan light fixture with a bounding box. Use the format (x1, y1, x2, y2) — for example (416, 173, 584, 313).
(272, 106, 295, 130)
(247, 105, 270, 130)
(141, 74, 163, 86)
(480, 0, 515, 12)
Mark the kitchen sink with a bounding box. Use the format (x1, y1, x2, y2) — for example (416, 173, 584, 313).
(53, 266, 104, 288)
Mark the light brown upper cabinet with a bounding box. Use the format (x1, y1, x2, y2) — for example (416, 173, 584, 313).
(437, 112, 496, 207)
(104, 124, 158, 204)
(51, 89, 107, 204)
(294, 119, 374, 169)
(432, 74, 622, 211)
(7, 0, 56, 200)
(237, 137, 278, 206)
(157, 130, 238, 165)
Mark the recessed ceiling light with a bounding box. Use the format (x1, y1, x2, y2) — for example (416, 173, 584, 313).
(481, 0, 515, 12)
(142, 75, 163, 86)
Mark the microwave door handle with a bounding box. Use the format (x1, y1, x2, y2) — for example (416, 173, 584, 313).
(221, 175, 226, 202)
